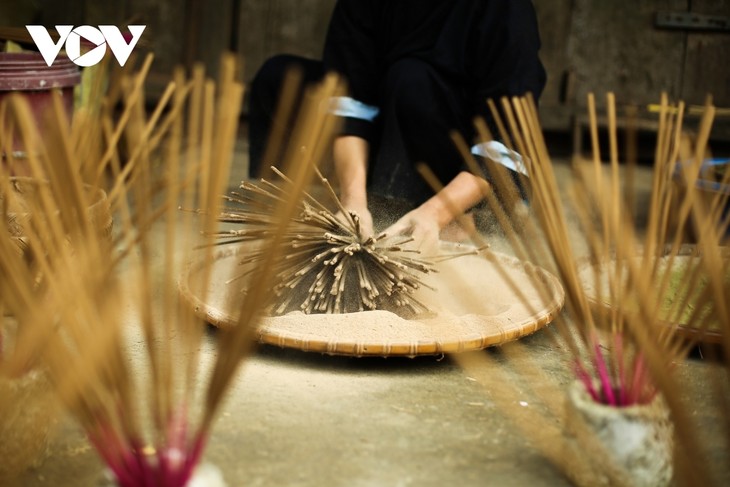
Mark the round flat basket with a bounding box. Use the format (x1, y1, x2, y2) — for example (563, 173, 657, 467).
(180, 243, 565, 357)
(577, 244, 728, 344)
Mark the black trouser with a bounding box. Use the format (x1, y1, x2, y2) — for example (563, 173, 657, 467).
(247, 54, 475, 207)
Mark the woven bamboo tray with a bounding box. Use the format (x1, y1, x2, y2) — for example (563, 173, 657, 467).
(179, 243, 565, 357)
(578, 244, 728, 345)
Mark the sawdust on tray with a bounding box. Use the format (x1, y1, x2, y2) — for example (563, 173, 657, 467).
(183, 243, 563, 353)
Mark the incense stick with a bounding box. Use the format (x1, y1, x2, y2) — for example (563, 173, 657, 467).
(0, 53, 279, 487)
(205, 80, 488, 317)
(454, 91, 728, 484)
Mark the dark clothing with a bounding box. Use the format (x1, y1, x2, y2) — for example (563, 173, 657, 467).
(248, 0, 546, 204)
(248, 55, 325, 181)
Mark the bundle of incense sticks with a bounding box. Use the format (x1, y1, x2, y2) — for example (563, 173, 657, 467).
(417, 91, 728, 484)
(210, 165, 445, 316)
(0, 53, 344, 486)
(208, 64, 483, 317)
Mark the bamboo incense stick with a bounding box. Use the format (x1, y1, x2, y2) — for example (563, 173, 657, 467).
(454, 91, 727, 485)
(0, 52, 275, 487)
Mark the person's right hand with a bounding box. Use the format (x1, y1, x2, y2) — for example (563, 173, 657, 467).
(384, 207, 441, 256)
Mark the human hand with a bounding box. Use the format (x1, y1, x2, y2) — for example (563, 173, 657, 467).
(384, 207, 441, 256)
(335, 204, 374, 240)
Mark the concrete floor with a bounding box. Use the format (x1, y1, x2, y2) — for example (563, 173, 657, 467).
(5, 137, 730, 486)
(8, 331, 728, 487)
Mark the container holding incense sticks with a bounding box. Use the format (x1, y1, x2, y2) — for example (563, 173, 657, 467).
(98, 461, 228, 487)
(563, 380, 673, 487)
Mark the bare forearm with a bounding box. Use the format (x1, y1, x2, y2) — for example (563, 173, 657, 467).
(419, 171, 489, 228)
(333, 135, 369, 208)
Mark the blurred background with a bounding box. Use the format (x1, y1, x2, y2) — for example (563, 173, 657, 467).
(3, 0, 729, 149)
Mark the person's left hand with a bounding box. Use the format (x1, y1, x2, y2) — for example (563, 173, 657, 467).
(335, 205, 374, 240)
(384, 207, 441, 256)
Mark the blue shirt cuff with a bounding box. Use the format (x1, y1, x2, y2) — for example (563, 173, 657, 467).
(471, 141, 527, 176)
(329, 96, 380, 122)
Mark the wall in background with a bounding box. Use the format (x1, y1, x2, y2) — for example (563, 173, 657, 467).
(236, 0, 336, 82)
(4, 0, 729, 138)
(550, 0, 730, 139)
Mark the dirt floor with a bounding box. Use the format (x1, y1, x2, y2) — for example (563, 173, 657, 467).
(4, 138, 730, 486)
(7, 330, 728, 487)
